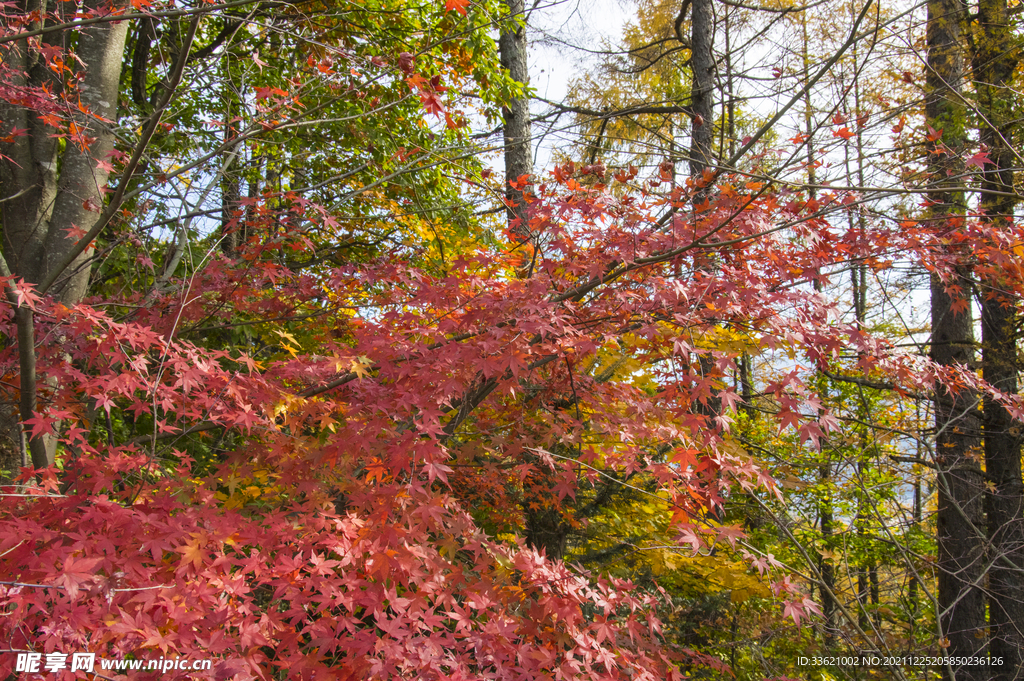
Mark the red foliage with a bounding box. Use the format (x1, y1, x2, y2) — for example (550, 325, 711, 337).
(2, 8, 1023, 680)
(3, 166, 1021, 678)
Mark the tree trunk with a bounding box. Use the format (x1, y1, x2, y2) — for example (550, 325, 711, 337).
(971, 0, 1024, 675)
(0, 0, 131, 469)
(499, 0, 532, 242)
(499, 0, 569, 560)
(688, 0, 714, 185)
(221, 52, 243, 256)
(925, 0, 987, 674)
(795, 13, 838, 644)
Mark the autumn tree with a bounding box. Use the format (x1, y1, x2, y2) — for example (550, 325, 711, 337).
(0, 1, 788, 678)
(969, 0, 1024, 673)
(0, 0, 133, 469)
(0, 0, 511, 472)
(1, 1, 1023, 680)
(551, 1, 1022, 678)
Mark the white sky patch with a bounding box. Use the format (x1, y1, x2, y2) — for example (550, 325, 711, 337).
(527, 0, 633, 169)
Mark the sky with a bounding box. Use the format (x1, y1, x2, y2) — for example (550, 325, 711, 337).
(525, 0, 633, 167)
(529, 0, 632, 101)
(516, 0, 934, 350)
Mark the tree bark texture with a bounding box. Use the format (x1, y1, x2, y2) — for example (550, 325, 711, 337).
(971, 0, 1024, 675)
(0, 0, 131, 469)
(499, 0, 532, 242)
(498, 0, 570, 558)
(925, 0, 987, 675)
(688, 0, 715, 184)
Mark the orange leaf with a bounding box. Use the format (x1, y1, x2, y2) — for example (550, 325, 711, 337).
(445, 0, 470, 14)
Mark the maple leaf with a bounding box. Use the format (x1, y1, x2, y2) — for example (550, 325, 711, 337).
(950, 295, 970, 315)
(55, 556, 102, 600)
(22, 414, 56, 439)
(715, 525, 745, 549)
(776, 408, 801, 431)
(551, 472, 577, 501)
(274, 329, 300, 357)
(676, 526, 702, 553)
(749, 555, 770, 575)
(422, 461, 453, 485)
(63, 223, 88, 241)
(176, 534, 206, 571)
(143, 629, 177, 654)
(0, 125, 28, 143)
(782, 600, 805, 626)
(349, 356, 373, 379)
(39, 112, 62, 127)
(12, 279, 42, 310)
(365, 458, 388, 483)
(782, 597, 822, 627)
(965, 149, 993, 170)
(398, 52, 415, 75)
(445, 0, 470, 14)
(418, 89, 446, 117)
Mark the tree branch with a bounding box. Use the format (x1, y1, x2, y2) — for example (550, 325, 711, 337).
(38, 13, 201, 297)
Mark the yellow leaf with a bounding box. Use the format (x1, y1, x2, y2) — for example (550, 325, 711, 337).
(712, 566, 735, 588)
(177, 534, 205, 569)
(274, 330, 300, 357)
(319, 414, 338, 432)
(731, 587, 750, 603)
(350, 356, 373, 379)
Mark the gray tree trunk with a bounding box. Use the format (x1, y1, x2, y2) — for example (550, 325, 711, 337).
(499, 0, 532, 243)
(688, 0, 714, 185)
(0, 0, 130, 471)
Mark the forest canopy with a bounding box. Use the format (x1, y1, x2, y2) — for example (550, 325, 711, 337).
(0, 0, 1022, 680)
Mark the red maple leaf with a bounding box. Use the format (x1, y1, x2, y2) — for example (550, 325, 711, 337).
(55, 556, 102, 600)
(12, 279, 42, 310)
(418, 90, 446, 117)
(445, 0, 470, 15)
(965, 149, 993, 169)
